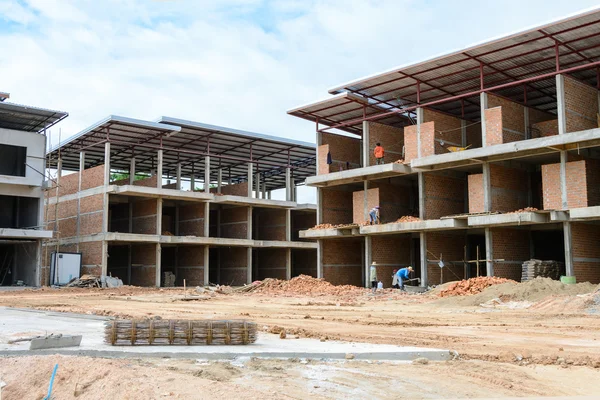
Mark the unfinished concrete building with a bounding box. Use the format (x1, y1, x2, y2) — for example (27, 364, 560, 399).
(44, 116, 317, 287)
(0, 95, 68, 286)
(290, 8, 600, 287)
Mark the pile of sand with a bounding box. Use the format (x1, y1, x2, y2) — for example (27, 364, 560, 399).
(249, 275, 364, 297)
(435, 277, 599, 306)
(439, 276, 515, 297)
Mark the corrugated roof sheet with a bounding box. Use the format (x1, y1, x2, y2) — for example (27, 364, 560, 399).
(0, 102, 68, 133)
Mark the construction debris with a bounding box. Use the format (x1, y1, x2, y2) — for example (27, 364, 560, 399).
(395, 215, 421, 223)
(522, 259, 564, 281)
(309, 223, 358, 230)
(507, 207, 539, 214)
(439, 276, 516, 297)
(65, 275, 124, 288)
(105, 319, 257, 345)
(234, 275, 364, 297)
(163, 272, 176, 287)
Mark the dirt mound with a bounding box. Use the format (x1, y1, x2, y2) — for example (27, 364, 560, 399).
(439, 277, 516, 297)
(435, 277, 598, 306)
(248, 275, 364, 297)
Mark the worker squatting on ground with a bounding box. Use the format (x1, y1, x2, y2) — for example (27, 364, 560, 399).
(370, 262, 378, 294)
(395, 266, 414, 290)
(369, 206, 380, 224)
(392, 269, 399, 289)
(374, 142, 385, 164)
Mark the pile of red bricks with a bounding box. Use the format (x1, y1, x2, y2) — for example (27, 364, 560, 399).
(251, 275, 363, 297)
(396, 216, 421, 223)
(439, 276, 516, 297)
(506, 207, 538, 214)
(309, 223, 356, 230)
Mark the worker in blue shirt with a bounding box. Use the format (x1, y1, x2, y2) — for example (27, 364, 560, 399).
(396, 266, 414, 290)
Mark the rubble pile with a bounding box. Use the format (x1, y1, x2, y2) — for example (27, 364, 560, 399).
(396, 216, 421, 223)
(521, 259, 564, 281)
(309, 223, 357, 230)
(506, 207, 539, 214)
(65, 275, 124, 288)
(240, 275, 363, 297)
(439, 276, 516, 297)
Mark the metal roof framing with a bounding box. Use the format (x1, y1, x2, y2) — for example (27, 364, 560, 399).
(0, 102, 68, 132)
(289, 7, 600, 132)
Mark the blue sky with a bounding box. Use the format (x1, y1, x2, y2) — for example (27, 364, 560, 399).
(1, 0, 599, 148)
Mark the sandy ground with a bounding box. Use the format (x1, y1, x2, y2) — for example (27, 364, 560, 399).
(0, 285, 599, 398)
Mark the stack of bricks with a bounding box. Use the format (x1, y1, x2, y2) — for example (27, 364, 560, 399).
(521, 259, 564, 281)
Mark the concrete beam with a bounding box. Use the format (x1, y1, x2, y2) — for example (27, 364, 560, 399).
(569, 206, 600, 220)
(0, 228, 53, 239)
(110, 185, 213, 201)
(305, 163, 413, 188)
(300, 227, 360, 239)
(211, 195, 296, 209)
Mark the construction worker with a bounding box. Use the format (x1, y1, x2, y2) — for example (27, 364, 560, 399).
(396, 266, 414, 291)
(374, 142, 385, 165)
(369, 206, 380, 225)
(370, 261, 378, 294)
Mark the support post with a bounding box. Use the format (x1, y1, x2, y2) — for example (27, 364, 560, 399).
(77, 152, 85, 251)
(560, 151, 568, 209)
(286, 248, 292, 280)
(157, 198, 163, 235)
(556, 74, 566, 135)
(485, 227, 494, 276)
(176, 163, 182, 190)
(362, 121, 370, 167)
(419, 232, 427, 287)
(285, 209, 292, 242)
(155, 243, 161, 287)
(317, 240, 323, 279)
(247, 163, 253, 198)
(480, 92, 488, 146)
(156, 149, 163, 189)
(129, 157, 136, 185)
(203, 202, 210, 237)
(285, 167, 291, 201)
(483, 162, 492, 212)
(204, 156, 210, 193)
(104, 143, 110, 186)
(364, 236, 372, 288)
(102, 143, 110, 235)
(418, 173, 425, 219)
(316, 188, 323, 224)
(78, 152, 85, 191)
(101, 240, 108, 277)
(204, 245, 210, 286)
(416, 107, 423, 158)
(247, 206, 253, 240)
(247, 247, 253, 284)
(217, 169, 222, 194)
(190, 161, 195, 191)
(255, 172, 260, 198)
(563, 221, 574, 277)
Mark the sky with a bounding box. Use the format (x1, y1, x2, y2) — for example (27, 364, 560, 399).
(2, 0, 600, 146)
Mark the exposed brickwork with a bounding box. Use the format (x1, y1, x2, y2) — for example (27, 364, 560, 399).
(484, 107, 503, 146)
(255, 248, 287, 280)
(177, 246, 205, 286)
(130, 243, 157, 287)
(371, 235, 411, 287)
(291, 211, 316, 241)
(79, 212, 103, 236)
(54, 165, 105, 196)
(374, 181, 412, 223)
(531, 119, 559, 137)
(178, 203, 205, 236)
(220, 182, 248, 196)
(256, 208, 286, 241)
(107, 244, 128, 281)
(424, 172, 465, 219)
(80, 194, 104, 214)
(368, 122, 404, 165)
(423, 108, 463, 154)
(491, 228, 530, 281)
(321, 132, 361, 172)
(323, 238, 362, 286)
(322, 187, 353, 225)
(468, 173, 484, 213)
(219, 247, 248, 285)
(352, 188, 378, 224)
(220, 206, 248, 239)
(564, 75, 599, 133)
(466, 122, 483, 149)
(318, 144, 329, 175)
(292, 249, 317, 277)
(488, 94, 526, 144)
(541, 160, 600, 210)
(489, 163, 529, 212)
(427, 232, 465, 285)
(132, 198, 158, 234)
(403, 125, 418, 163)
(134, 175, 158, 188)
(572, 222, 600, 283)
(419, 122, 436, 157)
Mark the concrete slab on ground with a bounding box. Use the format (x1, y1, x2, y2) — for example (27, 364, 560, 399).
(0, 308, 451, 361)
(306, 163, 413, 187)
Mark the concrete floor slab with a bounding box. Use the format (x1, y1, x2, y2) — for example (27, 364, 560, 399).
(467, 212, 549, 227)
(300, 226, 360, 239)
(360, 219, 467, 235)
(0, 308, 451, 361)
(568, 206, 600, 221)
(212, 195, 296, 209)
(306, 163, 413, 187)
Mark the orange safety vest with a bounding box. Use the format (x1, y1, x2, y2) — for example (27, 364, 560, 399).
(374, 146, 385, 158)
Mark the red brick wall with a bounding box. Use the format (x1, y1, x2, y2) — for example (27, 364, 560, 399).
(491, 228, 530, 281)
(177, 246, 205, 286)
(256, 208, 286, 241)
(422, 108, 463, 154)
(488, 94, 526, 144)
(321, 132, 361, 172)
(484, 107, 503, 146)
(323, 238, 362, 286)
(133, 175, 158, 188)
(132, 198, 157, 234)
(368, 122, 404, 165)
(424, 172, 465, 219)
(220, 206, 248, 239)
(572, 222, 600, 283)
(371, 235, 411, 287)
(468, 173, 484, 213)
(419, 122, 436, 157)
(220, 182, 249, 196)
(352, 188, 378, 224)
(255, 248, 287, 280)
(375, 181, 412, 223)
(55, 165, 105, 196)
(131, 243, 156, 287)
(292, 211, 316, 241)
(178, 203, 206, 236)
(489, 164, 529, 213)
(403, 125, 418, 163)
(219, 247, 248, 285)
(318, 144, 329, 175)
(564, 75, 599, 133)
(542, 160, 592, 210)
(586, 159, 600, 207)
(466, 122, 482, 149)
(292, 249, 317, 277)
(81, 241, 103, 276)
(427, 232, 465, 285)
(532, 119, 559, 137)
(322, 188, 354, 225)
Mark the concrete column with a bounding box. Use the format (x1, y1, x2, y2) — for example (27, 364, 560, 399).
(77, 152, 85, 251)
(416, 108, 424, 158)
(556, 74, 567, 135)
(104, 143, 110, 186)
(102, 143, 110, 234)
(204, 245, 210, 286)
(418, 172, 425, 219)
(362, 120, 370, 167)
(101, 240, 108, 277)
(285, 209, 292, 242)
(78, 152, 85, 191)
(156, 149, 163, 189)
(285, 167, 291, 201)
(157, 198, 163, 235)
(524, 107, 530, 139)
(155, 243, 161, 287)
(247, 206, 253, 240)
(316, 188, 323, 224)
(292, 180, 297, 202)
(461, 120, 467, 147)
(129, 157, 136, 185)
(204, 156, 210, 193)
(363, 181, 369, 221)
(286, 248, 292, 280)
(246, 247, 253, 284)
(262, 181, 267, 199)
(316, 130, 323, 173)
(480, 92, 488, 146)
(419, 232, 427, 287)
(482, 162, 492, 212)
(190, 162, 195, 191)
(267, 191, 271, 200)
(255, 172, 260, 198)
(317, 240, 323, 279)
(176, 163, 182, 190)
(364, 235, 372, 288)
(560, 151, 568, 209)
(247, 163, 253, 198)
(203, 202, 210, 237)
(217, 169, 222, 194)
(485, 227, 494, 276)
(563, 221, 574, 277)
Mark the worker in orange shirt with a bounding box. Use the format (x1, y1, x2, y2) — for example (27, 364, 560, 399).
(374, 142, 385, 165)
